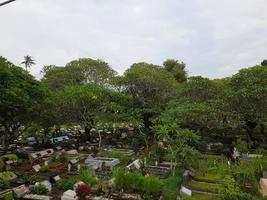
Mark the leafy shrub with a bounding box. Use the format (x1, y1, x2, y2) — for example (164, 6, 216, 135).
(59, 153, 68, 163)
(219, 188, 258, 200)
(79, 170, 97, 185)
(236, 139, 248, 154)
(56, 178, 78, 190)
(4, 192, 13, 200)
(111, 150, 131, 164)
(112, 167, 163, 198)
(39, 165, 49, 173)
(33, 184, 48, 195)
(143, 175, 163, 197)
(49, 154, 59, 163)
(0, 154, 18, 161)
(75, 184, 91, 199)
(0, 171, 15, 179)
(0, 178, 9, 190)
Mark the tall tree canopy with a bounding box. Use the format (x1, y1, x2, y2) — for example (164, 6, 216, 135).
(0, 57, 44, 147)
(228, 65, 267, 143)
(42, 58, 117, 91)
(113, 62, 178, 129)
(163, 59, 187, 82)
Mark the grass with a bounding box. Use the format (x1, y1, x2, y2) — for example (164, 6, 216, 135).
(194, 172, 231, 183)
(189, 180, 224, 192)
(190, 193, 219, 200)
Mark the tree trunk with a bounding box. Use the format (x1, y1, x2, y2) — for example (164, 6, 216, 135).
(1, 133, 9, 150)
(98, 131, 102, 150)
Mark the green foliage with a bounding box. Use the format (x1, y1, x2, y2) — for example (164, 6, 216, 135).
(143, 175, 163, 196)
(162, 169, 183, 200)
(39, 165, 49, 173)
(112, 167, 163, 197)
(4, 192, 13, 200)
(110, 150, 131, 164)
(236, 139, 248, 153)
(0, 56, 45, 148)
(33, 184, 48, 195)
(0, 154, 18, 161)
(219, 187, 258, 200)
(79, 169, 97, 185)
(0, 178, 9, 190)
(163, 59, 187, 82)
(56, 178, 78, 190)
(0, 171, 15, 179)
(0, 159, 4, 171)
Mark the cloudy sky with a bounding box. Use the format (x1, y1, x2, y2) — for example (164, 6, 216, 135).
(0, 0, 266, 78)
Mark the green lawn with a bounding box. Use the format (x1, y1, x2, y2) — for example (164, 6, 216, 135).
(189, 180, 224, 192)
(190, 193, 219, 200)
(194, 172, 231, 183)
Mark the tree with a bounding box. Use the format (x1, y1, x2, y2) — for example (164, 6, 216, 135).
(55, 84, 133, 148)
(42, 58, 117, 91)
(154, 112, 200, 171)
(113, 62, 178, 131)
(228, 65, 267, 145)
(21, 55, 35, 72)
(163, 59, 187, 82)
(168, 76, 238, 140)
(0, 57, 44, 148)
(65, 58, 117, 85)
(261, 59, 267, 66)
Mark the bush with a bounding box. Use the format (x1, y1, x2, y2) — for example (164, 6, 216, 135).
(4, 192, 13, 200)
(111, 150, 131, 164)
(56, 178, 78, 190)
(59, 153, 68, 163)
(79, 170, 97, 185)
(143, 175, 163, 197)
(219, 188, 258, 200)
(0, 178, 9, 190)
(236, 139, 248, 154)
(0, 171, 15, 179)
(112, 167, 163, 198)
(112, 167, 143, 193)
(0, 154, 18, 161)
(75, 184, 91, 199)
(33, 184, 48, 195)
(39, 165, 49, 173)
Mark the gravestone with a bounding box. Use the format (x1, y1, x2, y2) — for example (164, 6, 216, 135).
(33, 164, 41, 172)
(50, 175, 60, 183)
(69, 159, 78, 165)
(35, 181, 52, 193)
(61, 190, 78, 200)
(23, 194, 52, 200)
(180, 186, 192, 196)
(13, 184, 30, 198)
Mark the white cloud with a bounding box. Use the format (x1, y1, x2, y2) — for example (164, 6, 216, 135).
(0, 0, 266, 78)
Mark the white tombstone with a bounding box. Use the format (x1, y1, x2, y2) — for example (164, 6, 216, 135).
(77, 164, 81, 172)
(13, 184, 30, 198)
(54, 175, 61, 182)
(180, 186, 192, 196)
(68, 164, 71, 172)
(33, 164, 41, 172)
(44, 161, 49, 166)
(61, 190, 78, 200)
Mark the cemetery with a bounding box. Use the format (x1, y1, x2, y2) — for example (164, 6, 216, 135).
(0, 45, 267, 200)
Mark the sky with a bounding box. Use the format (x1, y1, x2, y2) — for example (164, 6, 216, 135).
(0, 0, 267, 79)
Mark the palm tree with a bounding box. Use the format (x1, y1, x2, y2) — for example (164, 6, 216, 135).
(21, 55, 35, 72)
